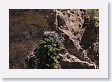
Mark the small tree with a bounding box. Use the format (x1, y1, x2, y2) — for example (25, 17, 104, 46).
(87, 9, 99, 28)
(86, 9, 99, 36)
(36, 36, 60, 69)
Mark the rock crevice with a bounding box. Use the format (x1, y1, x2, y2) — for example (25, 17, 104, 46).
(23, 9, 99, 69)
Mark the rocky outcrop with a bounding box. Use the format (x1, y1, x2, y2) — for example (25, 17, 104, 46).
(60, 53, 96, 69)
(24, 9, 99, 69)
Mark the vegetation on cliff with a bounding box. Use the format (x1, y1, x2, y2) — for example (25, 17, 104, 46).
(9, 9, 99, 69)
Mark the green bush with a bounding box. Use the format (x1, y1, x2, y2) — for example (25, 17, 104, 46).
(36, 36, 60, 69)
(87, 9, 99, 28)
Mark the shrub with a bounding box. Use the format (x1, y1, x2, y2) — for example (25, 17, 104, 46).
(87, 9, 99, 28)
(36, 36, 60, 69)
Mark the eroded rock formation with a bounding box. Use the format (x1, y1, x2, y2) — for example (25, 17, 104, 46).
(10, 9, 99, 69)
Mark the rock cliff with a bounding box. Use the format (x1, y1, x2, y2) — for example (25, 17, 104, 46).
(24, 9, 99, 69)
(9, 9, 99, 69)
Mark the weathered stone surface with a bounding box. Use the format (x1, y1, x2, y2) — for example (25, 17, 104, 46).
(24, 9, 99, 69)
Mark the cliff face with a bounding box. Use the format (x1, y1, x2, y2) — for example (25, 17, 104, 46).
(9, 9, 99, 69)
